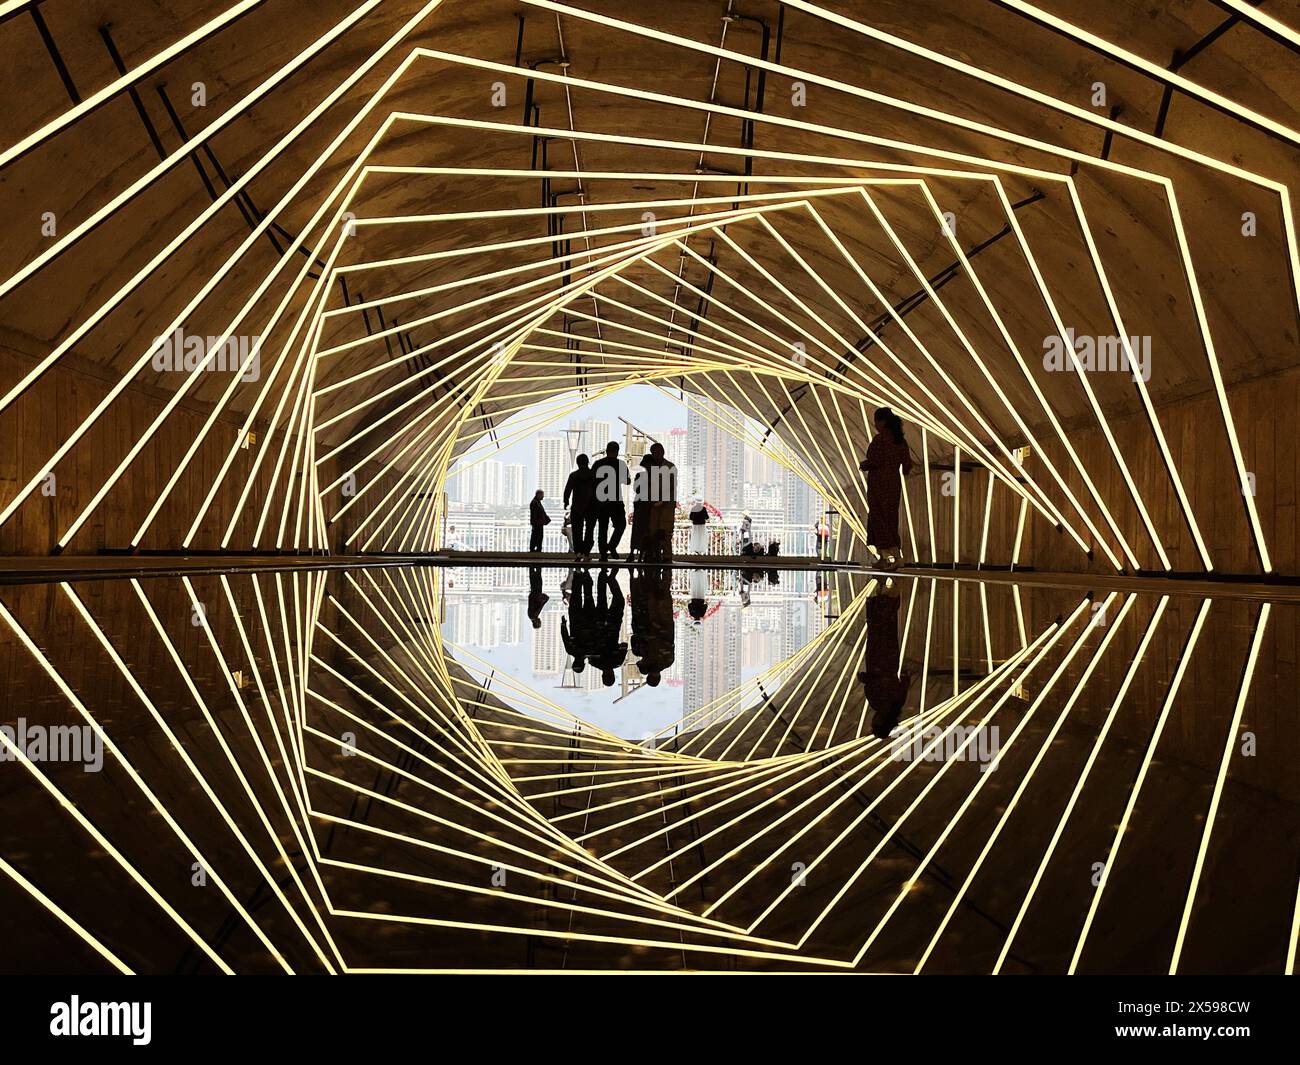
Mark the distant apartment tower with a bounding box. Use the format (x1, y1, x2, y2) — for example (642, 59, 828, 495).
(686, 394, 743, 510)
(782, 464, 818, 527)
(501, 463, 525, 507)
(745, 448, 781, 486)
(565, 417, 613, 463)
(532, 610, 564, 676)
(462, 460, 501, 506)
(660, 426, 689, 469)
(682, 601, 741, 721)
(536, 434, 568, 502)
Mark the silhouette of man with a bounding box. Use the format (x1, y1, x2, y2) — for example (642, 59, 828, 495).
(640, 441, 677, 561)
(563, 453, 597, 557)
(631, 565, 675, 685)
(561, 568, 597, 675)
(528, 489, 549, 552)
(588, 568, 627, 686)
(591, 442, 630, 560)
(526, 567, 548, 629)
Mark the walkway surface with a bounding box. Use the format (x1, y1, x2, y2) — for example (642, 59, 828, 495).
(0, 551, 1296, 602)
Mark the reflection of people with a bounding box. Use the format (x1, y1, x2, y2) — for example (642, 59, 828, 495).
(689, 566, 709, 600)
(526, 567, 549, 629)
(589, 568, 628, 686)
(563, 453, 597, 558)
(858, 582, 913, 738)
(591, 442, 630, 560)
(528, 489, 550, 552)
(737, 569, 752, 608)
(631, 566, 675, 685)
(561, 569, 596, 674)
(859, 406, 914, 570)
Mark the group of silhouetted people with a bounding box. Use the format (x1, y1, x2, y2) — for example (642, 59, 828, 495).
(525, 405, 914, 570)
(507, 405, 929, 750)
(529, 440, 679, 562)
(542, 564, 674, 688)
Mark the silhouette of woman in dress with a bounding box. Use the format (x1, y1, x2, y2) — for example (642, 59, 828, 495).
(858, 582, 913, 739)
(859, 406, 914, 570)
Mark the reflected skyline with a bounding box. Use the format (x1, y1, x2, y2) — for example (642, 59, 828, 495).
(440, 565, 831, 739)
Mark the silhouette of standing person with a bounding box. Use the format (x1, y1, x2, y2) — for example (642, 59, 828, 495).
(631, 565, 675, 686)
(589, 568, 628, 686)
(562, 568, 596, 676)
(858, 582, 913, 739)
(563, 453, 597, 558)
(526, 567, 549, 629)
(738, 511, 753, 555)
(641, 442, 677, 562)
(528, 489, 550, 553)
(591, 442, 630, 560)
(688, 497, 710, 554)
(859, 406, 913, 570)
(630, 458, 649, 562)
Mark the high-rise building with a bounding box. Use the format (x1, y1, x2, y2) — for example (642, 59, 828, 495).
(536, 434, 567, 503)
(745, 448, 781, 486)
(468, 460, 502, 506)
(532, 609, 564, 676)
(686, 394, 743, 510)
(502, 463, 525, 507)
(561, 417, 613, 465)
(682, 601, 741, 722)
(660, 426, 689, 469)
(782, 464, 823, 553)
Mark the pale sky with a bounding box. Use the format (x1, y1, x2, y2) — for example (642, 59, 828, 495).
(451, 383, 690, 484)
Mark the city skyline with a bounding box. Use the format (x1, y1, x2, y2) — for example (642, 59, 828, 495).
(440, 567, 829, 738)
(445, 385, 828, 547)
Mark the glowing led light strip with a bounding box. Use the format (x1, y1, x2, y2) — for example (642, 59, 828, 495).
(1069, 598, 1212, 973)
(1169, 601, 1272, 973)
(992, 594, 1171, 973)
(0, 1, 266, 169)
(701, 631, 1057, 927)
(0, 600, 233, 973)
(5, 25, 1279, 561)
(796, 599, 1093, 956)
(478, 10, 1282, 565)
(0, 0, 388, 308)
(70, 580, 328, 971)
(996, 0, 1300, 148)
(914, 593, 1136, 972)
(863, 188, 1130, 570)
(0, 855, 133, 974)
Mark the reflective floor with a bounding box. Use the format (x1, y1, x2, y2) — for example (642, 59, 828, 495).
(0, 562, 1296, 973)
(441, 566, 831, 738)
